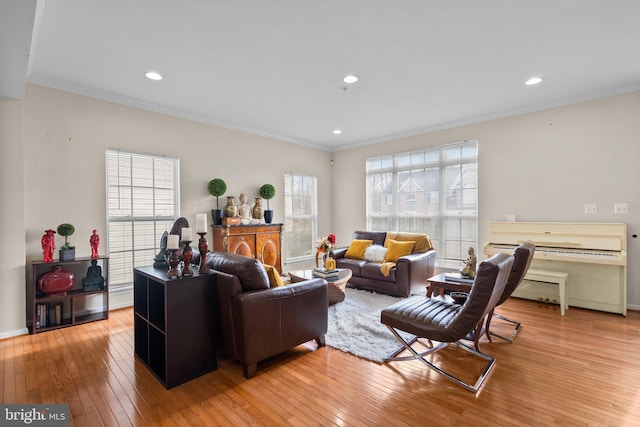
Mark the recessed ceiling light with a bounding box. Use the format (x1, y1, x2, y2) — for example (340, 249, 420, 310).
(333, 129, 342, 134)
(343, 75, 358, 84)
(525, 76, 543, 86)
(145, 71, 163, 81)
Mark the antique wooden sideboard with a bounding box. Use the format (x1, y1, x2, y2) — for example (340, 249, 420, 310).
(210, 223, 282, 272)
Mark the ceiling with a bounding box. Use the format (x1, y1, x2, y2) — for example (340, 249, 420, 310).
(3, 0, 640, 151)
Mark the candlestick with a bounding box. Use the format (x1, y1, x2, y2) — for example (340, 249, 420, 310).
(197, 232, 210, 274)
(181, 227, 193, 242)
(196, 213, 208, 234)
(181, 240, 194, 277)
(167, 249, 180, 279)
(167, 234, 179, 250)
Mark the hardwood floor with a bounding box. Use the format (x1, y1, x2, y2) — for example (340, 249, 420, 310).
(2, 299, 640, 426)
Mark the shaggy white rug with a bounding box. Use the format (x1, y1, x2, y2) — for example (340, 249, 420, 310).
(325, 287, 415, 363)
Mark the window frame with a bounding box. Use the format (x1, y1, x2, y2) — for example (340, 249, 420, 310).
(283, 173, 318, 263)
(365, 140, 478, 269)
(105, 149, 180, 293)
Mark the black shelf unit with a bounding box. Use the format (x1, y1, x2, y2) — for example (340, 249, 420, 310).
(133, 266, 218, 389)
(27, 256, 109, 334)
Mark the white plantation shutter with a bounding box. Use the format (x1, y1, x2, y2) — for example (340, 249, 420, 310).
(284, 174, 317, 261)
(106, 149, 179, 291)
(366, 140, 478, 268)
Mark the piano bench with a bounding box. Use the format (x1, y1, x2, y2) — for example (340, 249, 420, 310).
(524, 269, 569, 315)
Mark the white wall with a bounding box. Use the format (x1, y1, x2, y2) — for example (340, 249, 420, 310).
(333, 90, 640, 309)
(0, 97, 27, 338)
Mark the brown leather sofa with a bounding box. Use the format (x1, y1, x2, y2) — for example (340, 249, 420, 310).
(332, 231, 436, 297)
(206, 252, 328, 378)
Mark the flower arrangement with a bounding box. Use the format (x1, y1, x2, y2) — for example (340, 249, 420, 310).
(316, 234, 336, 253)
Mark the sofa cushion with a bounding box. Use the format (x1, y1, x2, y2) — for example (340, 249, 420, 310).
(264, 264, 284, 287)
(386, 232, 433, 253)
(335, 257, 368, 277)
(206, 252, 270, 291)
(345, 239, 373, 260)
(361, 262, 397, 283)
(364, 244, 387, 262)
(352, 231, 386, 246)
(384, 239, 415, 262)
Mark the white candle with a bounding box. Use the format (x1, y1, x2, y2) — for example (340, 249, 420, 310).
(167, 234, 179, 250)
(181, 227, 193, 242)
(196, 213, 207, 233)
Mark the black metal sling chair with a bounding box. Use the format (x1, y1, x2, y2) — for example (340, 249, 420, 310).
(380, 252, 514, 392)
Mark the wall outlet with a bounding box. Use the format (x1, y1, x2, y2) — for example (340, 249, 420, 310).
(614, 203, 628, 214)
(584, 204, 597, 214)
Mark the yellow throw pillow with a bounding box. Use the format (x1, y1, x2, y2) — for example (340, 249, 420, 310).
(344, 239, 374, 260)
(263, 264, 284, 287)
(384, 239, 415, 262)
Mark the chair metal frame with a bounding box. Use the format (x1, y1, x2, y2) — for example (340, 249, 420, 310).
(385, 327, 495, 393)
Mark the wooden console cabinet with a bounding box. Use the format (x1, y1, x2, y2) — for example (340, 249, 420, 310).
(133, 266, 217, 389)
(211, 223, 282, 272)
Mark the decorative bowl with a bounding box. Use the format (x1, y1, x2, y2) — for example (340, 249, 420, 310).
(450, 291, 468, 305)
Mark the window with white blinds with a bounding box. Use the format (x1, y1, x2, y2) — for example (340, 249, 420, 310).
(366, 140, 478, 268)
(106, 149, 179, 291)
(284, 173, 317, 261)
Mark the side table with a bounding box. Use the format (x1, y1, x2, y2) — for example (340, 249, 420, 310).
(289, 268, 352, 305)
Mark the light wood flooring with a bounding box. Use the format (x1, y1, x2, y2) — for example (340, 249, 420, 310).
(2, 298, 640, 426)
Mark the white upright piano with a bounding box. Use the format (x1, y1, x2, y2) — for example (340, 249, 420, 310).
(483, 222, 627, 315)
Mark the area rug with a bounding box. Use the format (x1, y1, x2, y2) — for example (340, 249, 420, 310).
(325, 287, 415, 363)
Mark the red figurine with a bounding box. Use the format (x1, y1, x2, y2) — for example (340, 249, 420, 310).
(90, 230, 100, 259)
(41, 229, 56, 263)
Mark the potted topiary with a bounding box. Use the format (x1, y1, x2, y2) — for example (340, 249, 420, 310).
(57, 223, 76, 261)
(259, 184, 276, 224)
(208, 178, 227, 225)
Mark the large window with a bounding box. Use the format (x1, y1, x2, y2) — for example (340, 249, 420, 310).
(366, 140, 478, 268)
(284, 173, 317, 262)
(106, 149, 179, 292)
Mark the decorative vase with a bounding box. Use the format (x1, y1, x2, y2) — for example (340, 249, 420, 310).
(252, 198, 264, 220)
(224, 196, 238, 218)
(325, 256, 336, 271)
(37, 265, 75, 296)
(211, 209, 223, 226)
(264, 210, 273, 224)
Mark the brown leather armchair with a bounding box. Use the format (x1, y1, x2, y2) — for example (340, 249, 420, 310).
(207, 252, 328, 378)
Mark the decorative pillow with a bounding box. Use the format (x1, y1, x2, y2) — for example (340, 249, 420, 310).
(263, 264, 284, 287)
(384, 239, 416, 262)
(344, 239, 374, 260)
(364, 245, 388, 263)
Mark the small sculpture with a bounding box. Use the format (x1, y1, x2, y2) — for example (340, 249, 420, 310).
(460, 247, 477, 279)
(41, 229, 56, 263)
(238, 193, 251, 222)
(90, 229, 100, 259)
(153, 231, 169, 268)
(82, 259, 105, 291)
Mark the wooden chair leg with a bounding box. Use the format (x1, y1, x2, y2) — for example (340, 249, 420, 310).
(243, 363, 257, 379)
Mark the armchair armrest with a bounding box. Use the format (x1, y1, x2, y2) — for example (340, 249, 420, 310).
(232, 279, 328, 368)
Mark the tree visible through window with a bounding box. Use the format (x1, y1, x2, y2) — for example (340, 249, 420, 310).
(284, 174, 317, 261)
(105, 149, 179, 292)
(366, 140, 478, 268)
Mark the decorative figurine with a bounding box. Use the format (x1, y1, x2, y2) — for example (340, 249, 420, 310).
(90, 229, 100, 259)
(460, 247, 477, 279)
(238, 193, 251, 222)
(153, 231, 169, 268)
(41, 229, 56, 263)
(82, 259, 105, 291)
